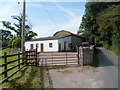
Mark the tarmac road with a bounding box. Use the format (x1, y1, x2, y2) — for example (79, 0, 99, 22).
(97, 47, 118, 88)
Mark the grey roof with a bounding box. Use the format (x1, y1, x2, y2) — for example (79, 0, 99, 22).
(26, 34, 83, 42)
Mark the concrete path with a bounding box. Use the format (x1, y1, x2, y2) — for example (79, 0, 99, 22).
(49, 47, 119, 88)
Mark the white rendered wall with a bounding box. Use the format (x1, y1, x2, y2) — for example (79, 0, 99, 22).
(25, 40, 59, 52)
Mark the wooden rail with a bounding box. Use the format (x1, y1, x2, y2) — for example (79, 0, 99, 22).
(0, 52, 26, 84)
(0, 49, 38, 84)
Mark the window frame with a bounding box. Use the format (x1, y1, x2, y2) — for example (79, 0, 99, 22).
(49, 43, 53, 48)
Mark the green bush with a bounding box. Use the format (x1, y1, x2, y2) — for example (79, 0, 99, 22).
(102, 27, 120, 55)
(14, 37, 21, 48)
(96, 41, 103, 47)
(103, 41, 111, 50)
(8, 40, 12, 48)
(111, 28, 120, 55)
(2, 40, 9, 48)
(92, 49, 99, 67)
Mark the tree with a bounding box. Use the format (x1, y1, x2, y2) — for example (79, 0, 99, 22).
(14, 37, 21, 48)
(77, 27, 86, 39)
(1, 15, 38, 48)
(97, 4, 120, 34)
(78, 2, 117, 45)
(2, 15, 37, 41)
(97, 4, 120, 52)
(1, 29, 13, 41)
(0, 29, 13, 48)
(78, 2, 120, 54)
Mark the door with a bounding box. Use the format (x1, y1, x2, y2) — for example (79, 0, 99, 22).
(59, 43, 61, 52)
(40, 43, 44, 52)
(64, 42, 66, 51)
(30, 44, 34, 50)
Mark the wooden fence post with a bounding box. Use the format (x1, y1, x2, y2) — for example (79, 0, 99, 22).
(24, 51, 27, 66)
(4, 52, 8, 81)
(25, 51, 28, 65)
(36, 48, 38, 67)
(18, 52, 20, 69)
(22, 52, 24, 65)
(28, 51, 30, 65)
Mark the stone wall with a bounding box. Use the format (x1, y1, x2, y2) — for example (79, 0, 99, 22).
(77, 46, 94, 66)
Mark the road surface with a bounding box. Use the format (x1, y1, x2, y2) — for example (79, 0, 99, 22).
(49, 47, 119, 88)
(97, 47, 118, 88)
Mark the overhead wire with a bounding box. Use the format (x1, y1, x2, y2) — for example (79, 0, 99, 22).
(17, 1, 60, 29)
(15, 1, 22, 17)
(17, 2, 20, 15)
(41, 0, 60, 29)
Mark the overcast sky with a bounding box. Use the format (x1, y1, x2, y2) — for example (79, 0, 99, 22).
(0, 1, 86, 38)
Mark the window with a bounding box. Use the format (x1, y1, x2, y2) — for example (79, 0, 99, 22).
(69, 43, 72, 47)
(49, 43, 53, 48)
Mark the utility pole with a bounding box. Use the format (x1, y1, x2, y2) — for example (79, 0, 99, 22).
(21, 0, 26, 53)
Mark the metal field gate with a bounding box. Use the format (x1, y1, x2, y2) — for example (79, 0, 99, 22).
(38, 52, 79, 66)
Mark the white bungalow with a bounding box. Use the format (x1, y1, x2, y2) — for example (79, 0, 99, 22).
(25, 31, 83, 52)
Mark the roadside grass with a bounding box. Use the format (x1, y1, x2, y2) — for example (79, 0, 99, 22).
(1, 66, 50, 89)
(48, 66, 68, 70)
(58, 70, 72, 73)
(91, 49, 99, 67)
(106, 48, 120, 57)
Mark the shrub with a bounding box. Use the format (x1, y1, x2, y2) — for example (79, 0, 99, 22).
(111, 28, 120, 55)
(14, 37, 21, 48)
(103, 41, 111, 50)
(2, 40, 9, 48)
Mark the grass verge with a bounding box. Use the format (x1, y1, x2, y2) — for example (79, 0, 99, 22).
(0, 48, 50, 89)
(91, 49, 99, 67)
(1, 66, 50, 89)
(48, 66, 68, 70)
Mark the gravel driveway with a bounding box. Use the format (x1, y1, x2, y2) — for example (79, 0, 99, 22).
(49, 66, 103, 88)
(49, 47, 118, 88)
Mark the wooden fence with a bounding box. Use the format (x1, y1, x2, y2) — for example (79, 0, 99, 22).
(0, 50, 37, 84)
(0, 46, 94, 85)
(0, 52, 26, 84)
(0, 46, 94, 84)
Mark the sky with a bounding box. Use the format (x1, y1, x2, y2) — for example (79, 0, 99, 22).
(0, 1, 86, 38)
